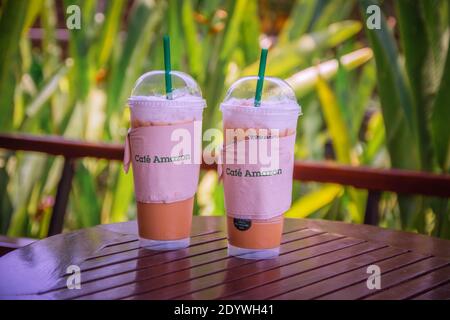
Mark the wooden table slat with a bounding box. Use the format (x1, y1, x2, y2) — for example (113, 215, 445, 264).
(181, 241, 389, 300)
(296, 252, 430, 300)
(90, 229, 223, 259)
(80, 232, 227, 271)
(44, 228, 320, 298)
(1, 217, 449, 300)
(71, 232, 341, 300)
(412, 281, 450, 300)
(365, 264, 450, 300)
(125, 237, 362, 300)
(220, 246, 408, 300)
(315, 256, 448, 300)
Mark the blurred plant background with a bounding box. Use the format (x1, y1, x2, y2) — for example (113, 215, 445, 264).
(0, 0, 448, 239)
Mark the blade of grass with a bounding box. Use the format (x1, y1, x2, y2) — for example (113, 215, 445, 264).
(204, 0, 248, 126)
(286, 47, 373, 97)
(71, 162, 101, 228)
(316, 77, 352, 164)
(430, 37, 450, 173)
(106, 0, 165, 120)
(278, 0, 317, 44)
(97, 0, 126, 67)
(168, 0, 182, 71)
(360, 0, 420, 170)
(286, 184, 343, 218)
(360, 0, 423, 231)
(396, 0, 434, 171)
(0, 0, 32, 131)
(110, 165, 134, 223)
(20, 65, 69, 130)
(313, 0, 356, 31)
(7, 153, 47, 236)
(350, 61, 377, 140)
(239, 0, 260, 65)
(243, 20, 363, 78)
(181, 0, 204, 81)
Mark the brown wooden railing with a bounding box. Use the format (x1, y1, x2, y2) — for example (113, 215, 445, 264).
(1, 133, 450, 236)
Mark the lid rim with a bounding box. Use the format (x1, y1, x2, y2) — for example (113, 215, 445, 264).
(220, 101, 301, 114)
(128, 98, 206, 109)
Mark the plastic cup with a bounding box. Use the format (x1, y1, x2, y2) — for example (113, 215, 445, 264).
(124, 70, 206, 250)
(220, 76, 301, 259)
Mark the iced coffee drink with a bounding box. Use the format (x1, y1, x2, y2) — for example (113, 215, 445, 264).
(220, 76, 301, 259)
(124, 70, 206, 250)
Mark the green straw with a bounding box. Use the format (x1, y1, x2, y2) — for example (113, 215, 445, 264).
(254, 48, 268, 107)
(163, 35, 172, 99)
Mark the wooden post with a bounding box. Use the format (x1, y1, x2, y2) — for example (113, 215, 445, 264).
(48, 157, 75, 236)
(364, 190, 381, 226)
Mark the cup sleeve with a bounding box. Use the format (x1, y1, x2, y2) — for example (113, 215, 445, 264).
(222, 134, 296, 220)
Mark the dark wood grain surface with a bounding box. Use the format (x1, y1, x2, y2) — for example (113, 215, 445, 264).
(0, 217, 449, 300)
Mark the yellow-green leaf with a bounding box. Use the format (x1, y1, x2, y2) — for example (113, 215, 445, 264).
(316, 77, 352, 164)
(286, 184, 343, 218)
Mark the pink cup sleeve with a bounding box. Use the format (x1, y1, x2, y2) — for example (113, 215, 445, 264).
(123, 122, 201, 203)
(219, 134, 296, 220)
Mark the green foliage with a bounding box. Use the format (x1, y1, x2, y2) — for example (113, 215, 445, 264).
(360, 0, 449, 235)
(0, 0, 448, 238)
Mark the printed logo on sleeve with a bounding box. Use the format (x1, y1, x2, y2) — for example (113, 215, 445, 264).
(234, 218, 252, 231)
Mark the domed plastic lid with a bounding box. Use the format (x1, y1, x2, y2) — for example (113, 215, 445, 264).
(221, 76, 301, 115)
(128, 70, 206, 108)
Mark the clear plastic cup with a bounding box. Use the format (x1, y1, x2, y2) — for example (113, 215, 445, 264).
(220, 76, 301, 259)
(124, 71, 206, 250)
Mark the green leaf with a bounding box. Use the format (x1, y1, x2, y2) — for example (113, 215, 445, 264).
(361, 0, 417, 135)
(7, 153, 47, 236)
(349, 62, 377, 140)
(286, 48, 373, 97)
(238, 0, 260, 65)
(313, 0, 356, 31)
(0, 0, 32, 131)
(63, 0, 96, 102)
(71, 162, 101, 228)
(396, 0, 434, 171)
(168, 0, 183, 71)
(110, 165, 134, 223)
(316, 77, 352, 164)
(20, 65, 69, 130)
(106, 0, 165, 119)
(362, 111, 386, 165)
(204, 0, 248, 126)
(0, 167, 13, 234)
(360, 0, 423, 231)
(181, 0, 204, 81)
(278, 0, 317, 44)
(97, 0, 126, 67)
(360, 0, 420, 171)
(286, 184, 343, 218)
(431, 38, 450, 172)
(243, 20, 363, 78)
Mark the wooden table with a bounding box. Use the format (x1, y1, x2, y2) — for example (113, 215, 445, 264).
(0, 217, 449, 300)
